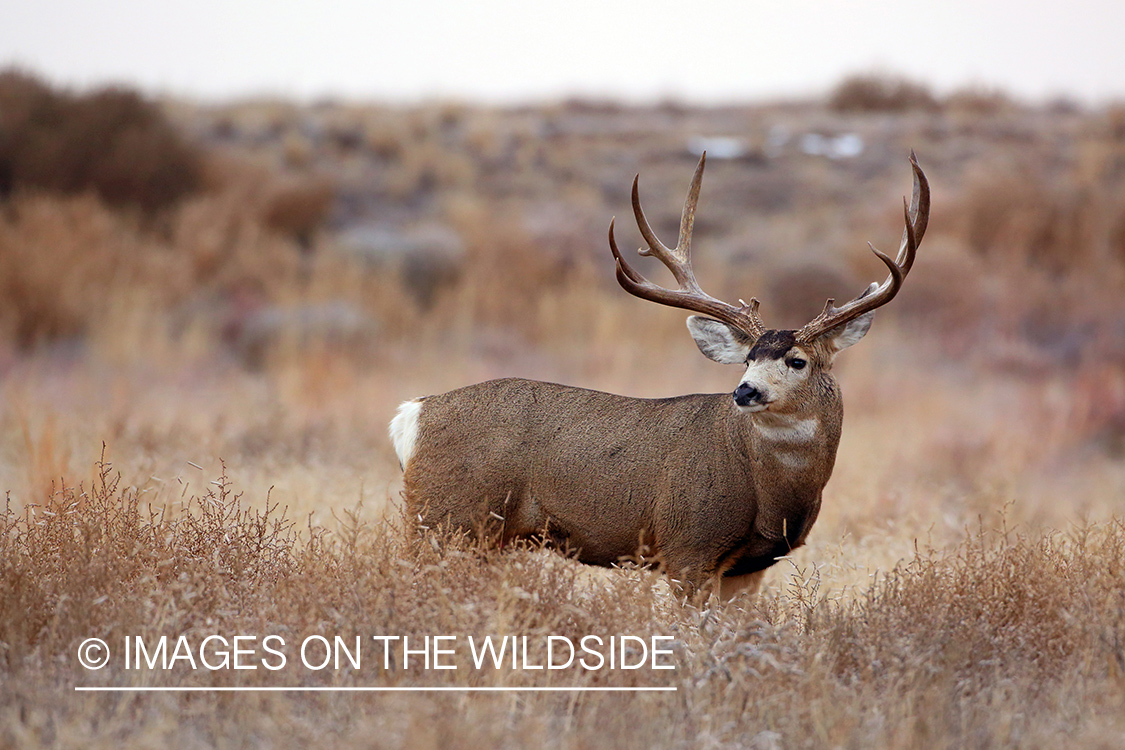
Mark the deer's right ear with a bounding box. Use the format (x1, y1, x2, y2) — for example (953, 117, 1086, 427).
(686, 316, 753, 364)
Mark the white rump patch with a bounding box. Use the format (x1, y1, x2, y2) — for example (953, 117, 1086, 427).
(753, 415, 818, 444)
(389, 399, 423, 470)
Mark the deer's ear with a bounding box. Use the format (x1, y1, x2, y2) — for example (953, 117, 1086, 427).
(823, 282, 877, 353)
(827, 311, 874, 351)
(686, 316, 753, 364)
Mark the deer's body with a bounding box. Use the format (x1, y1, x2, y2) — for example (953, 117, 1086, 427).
(397, 376, 843, 589)
(392, 153, 929, 599)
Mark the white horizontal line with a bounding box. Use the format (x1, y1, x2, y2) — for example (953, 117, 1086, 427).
(75, 686, 676, 693)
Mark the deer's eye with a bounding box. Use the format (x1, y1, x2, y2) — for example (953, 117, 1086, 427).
(788, 358, 807, 370)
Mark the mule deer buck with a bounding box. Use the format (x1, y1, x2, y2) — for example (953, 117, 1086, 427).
(390, 152, 929, 600)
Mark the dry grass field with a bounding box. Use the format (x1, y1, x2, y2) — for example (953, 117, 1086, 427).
(2, 71, 1125, 748)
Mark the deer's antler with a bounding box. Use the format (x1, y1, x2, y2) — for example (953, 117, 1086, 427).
(794, 151, 930, 343)
(609, 153, 766, 339)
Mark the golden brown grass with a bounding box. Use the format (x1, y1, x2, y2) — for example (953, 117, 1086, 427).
(2, 81, 1125, 747)
(2, 450, 1123, 748)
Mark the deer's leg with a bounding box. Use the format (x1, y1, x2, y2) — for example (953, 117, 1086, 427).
(718, 570, 765, 602)
(657, 549, 717, 602)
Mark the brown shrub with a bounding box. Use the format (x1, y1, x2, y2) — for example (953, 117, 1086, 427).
(1071, 368, 1125, 457)
(0, 69, 203, 214)
(1106, 105, 1125, 142)
(0, 187, 316, 349)
(809, 519, 1125, 745)
(0, 194, 158, 346)
(439, 198, 579, 339)
(260, 176, 336, 247)
(944, 86, 1016, 117)
(954, 165, 1125, 275)
(829, 73, 939, 113)
(0, 129, 356, 352)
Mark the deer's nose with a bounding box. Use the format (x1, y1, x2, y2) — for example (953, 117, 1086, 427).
(733, 383, 764, 407)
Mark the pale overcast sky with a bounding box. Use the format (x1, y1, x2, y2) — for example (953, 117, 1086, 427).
(2, 0, 1123, 104)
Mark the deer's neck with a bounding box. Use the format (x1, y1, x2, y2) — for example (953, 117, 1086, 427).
(729, 399, 844, 542)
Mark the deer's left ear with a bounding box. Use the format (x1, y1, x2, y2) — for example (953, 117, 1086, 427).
(824, 282, 877, 353)
(826, 311, 874, 352)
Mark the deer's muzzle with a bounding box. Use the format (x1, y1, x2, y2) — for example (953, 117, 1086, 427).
(734, 382, 769, 409)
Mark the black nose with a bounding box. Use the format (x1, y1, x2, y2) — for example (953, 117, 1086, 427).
(733, 383, 763, 407)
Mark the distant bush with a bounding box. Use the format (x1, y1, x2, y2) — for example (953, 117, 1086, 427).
(829, 74, 939, 113)
(260, 176, 336, 248)
(0, 69, 203, 214)
(956, 167, 1125, 274)
(1104, 105, 1125, 142)
(0, 194, 148, 346)
(944, 86, 1016, 117)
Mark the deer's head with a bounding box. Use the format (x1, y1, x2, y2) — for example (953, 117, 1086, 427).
(609, 153, 930, 415)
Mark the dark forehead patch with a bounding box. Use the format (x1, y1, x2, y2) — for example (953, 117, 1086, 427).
(748, 330, 797, 360)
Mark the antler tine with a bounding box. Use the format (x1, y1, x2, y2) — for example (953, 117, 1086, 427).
(795, 153, 929, 344)
(610, 153, 765, 338)
(630, 153, 706, 293)
(895, 150, 930, 272)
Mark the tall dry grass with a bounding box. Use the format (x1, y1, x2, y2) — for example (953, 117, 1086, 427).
(1, 452, 1123, 748)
